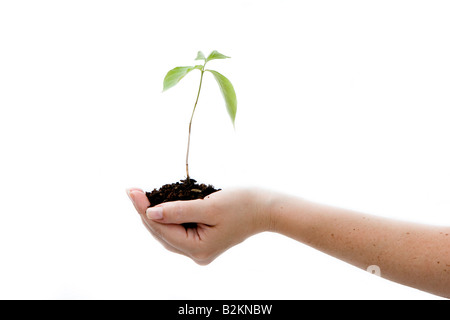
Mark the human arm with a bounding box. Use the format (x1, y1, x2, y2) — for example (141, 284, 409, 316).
(268, 192, 450, 299)
(126, 188, 450, 298)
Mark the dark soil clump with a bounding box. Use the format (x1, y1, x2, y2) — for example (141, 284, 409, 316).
(146, 179, 220, 229)
(146, 178, 220, 207)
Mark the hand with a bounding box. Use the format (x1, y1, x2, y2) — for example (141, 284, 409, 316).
(126, 188, 271, 265)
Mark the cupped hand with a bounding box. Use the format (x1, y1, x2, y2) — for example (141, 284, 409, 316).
(126, 188, 271, 265)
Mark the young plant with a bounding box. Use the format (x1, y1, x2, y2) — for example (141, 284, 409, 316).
(163, 50, 237, 181)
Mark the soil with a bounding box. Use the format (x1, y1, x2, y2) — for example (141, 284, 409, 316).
(145, 178, 220, 228)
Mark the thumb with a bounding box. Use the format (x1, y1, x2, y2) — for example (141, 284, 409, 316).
(145, 199, 212, 225)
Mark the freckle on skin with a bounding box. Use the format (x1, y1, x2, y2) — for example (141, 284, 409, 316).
(331, 233, 334, 237)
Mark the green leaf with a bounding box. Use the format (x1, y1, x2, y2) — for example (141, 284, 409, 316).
(195, 51, 206, 61)
(206, 69, 237, 126)
(206, 50, 231, 63)
(163, 65, 203, 92)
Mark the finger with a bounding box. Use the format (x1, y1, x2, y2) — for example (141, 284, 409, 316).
(127, 189, 150, 215)
(145, 219, 205, 256)
(126, 187, 144, 201)
(145, 198, 215, 225)
(133, 194, 190, 257)
(127, 189, 199, 260)
(140, 216, 188, 257)
(142, 213, 199, 259)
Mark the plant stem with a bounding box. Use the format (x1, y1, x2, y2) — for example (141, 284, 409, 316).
(186, 64, 206, 181)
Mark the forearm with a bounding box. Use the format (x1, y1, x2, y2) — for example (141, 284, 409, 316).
(265, 192, 450, 298)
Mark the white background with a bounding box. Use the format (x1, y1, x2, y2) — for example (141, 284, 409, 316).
(1, 0, 449, 299)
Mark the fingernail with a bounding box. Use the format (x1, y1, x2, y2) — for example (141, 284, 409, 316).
(146, 207, 163, 220)
(126, 188, 132, 199)
(126, 188, 134, 202)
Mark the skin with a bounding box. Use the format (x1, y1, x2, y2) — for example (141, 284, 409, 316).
(126, 187, 450, 298)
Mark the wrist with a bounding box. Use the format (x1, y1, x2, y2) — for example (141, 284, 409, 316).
(250, 189, 282, 234)
(261, 191, 311, 235)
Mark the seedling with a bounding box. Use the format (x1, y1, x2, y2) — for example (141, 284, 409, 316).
(162, 50, 237, 181)
(145, 51, 237, 211)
